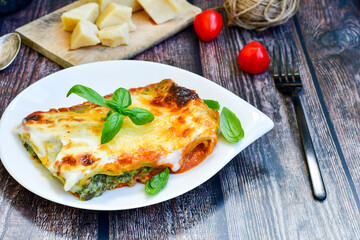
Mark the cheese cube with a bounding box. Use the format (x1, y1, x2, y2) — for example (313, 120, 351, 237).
(98, 23, 130, 47)
(95, 3, 136, 31)
(70, 20, 100, 49)
(137, 0, 179, 24)
(61, 3, 99, 32)
(98, 0, 142, 13)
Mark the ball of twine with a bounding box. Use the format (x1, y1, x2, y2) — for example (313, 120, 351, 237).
(224, 0, 300, 31)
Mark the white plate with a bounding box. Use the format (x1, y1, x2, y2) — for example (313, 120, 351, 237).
(0, 61, 274, 210)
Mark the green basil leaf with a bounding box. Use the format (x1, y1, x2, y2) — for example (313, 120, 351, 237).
(122, 108, 154, 125)
(100, 110, 112, 120)
(203, 99, 220, 111)
(105, 99, 123, 112)
(67, 85, 107, 107)
(112, 88, 132, 108)
(145, 168, 169, 195)
(101, 112, 123, 144)
(220, 107, 244, 143)
(120, 108, 131, 116)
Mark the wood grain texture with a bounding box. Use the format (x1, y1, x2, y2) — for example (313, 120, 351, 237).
(1, 0, 360, 239)
(296, 0, 360, 205)
(15, 0, 201, 68)
(193, 0, 360, 239)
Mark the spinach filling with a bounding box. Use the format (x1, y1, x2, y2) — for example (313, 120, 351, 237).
(77, 166, 154, 201)
(22, 139, 156, 201)
(23, 141, 39, 159)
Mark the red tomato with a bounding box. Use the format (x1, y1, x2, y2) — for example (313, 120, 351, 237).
(194, 9, 223, 42)
(237, 41, 270, 74)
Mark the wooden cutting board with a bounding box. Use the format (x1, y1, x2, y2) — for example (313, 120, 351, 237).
(15, 0, 201, 68)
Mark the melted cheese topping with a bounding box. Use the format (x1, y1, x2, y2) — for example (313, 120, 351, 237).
(17, 80, 219, 193)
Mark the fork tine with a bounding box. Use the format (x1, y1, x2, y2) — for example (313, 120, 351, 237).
(272, 46, 281, 85)
(290, 44, 300, 76)
(284, 45, 291, 82)
(273, 46, 279, 79)
(277, 45, 286, 82)
(273, 46, 278, 76)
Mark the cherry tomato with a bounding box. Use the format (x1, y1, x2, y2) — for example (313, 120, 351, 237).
(237, 41, 270, 74)
(194, 9, 223, 42)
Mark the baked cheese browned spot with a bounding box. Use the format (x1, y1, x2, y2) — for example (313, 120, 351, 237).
(17, 79, 219, 200)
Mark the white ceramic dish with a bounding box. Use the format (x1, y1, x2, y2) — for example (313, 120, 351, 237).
(0, 60, 274, 210)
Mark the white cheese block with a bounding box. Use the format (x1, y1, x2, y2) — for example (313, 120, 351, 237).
(98, 0, 142, 13)
(95, 3, 136, 31)
(61, 3, 99, 32)
(70, 20, 100, 49)
(137, 0, 179, 24)
(98, 23, 130, 47)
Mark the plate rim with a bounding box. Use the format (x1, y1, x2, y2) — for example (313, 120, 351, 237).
(0, 60, 274, 210)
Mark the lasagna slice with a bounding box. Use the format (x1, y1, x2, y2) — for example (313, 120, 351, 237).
(17, 79, 219, 200)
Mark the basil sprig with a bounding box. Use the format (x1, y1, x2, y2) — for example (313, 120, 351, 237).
(145, 168, 169, 195)
(112, 88, 131, 108)
(204, 99, 244, 143)
(121, 108, 155, 125)
(67, 85, 154, 144)
(67, 85, 108, 107)
(220, 107, 244, 143)
(203, 99, 220, 111)
(101, 112, 123, 144)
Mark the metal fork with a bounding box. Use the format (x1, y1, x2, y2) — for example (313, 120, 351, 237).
(272, 45, 327, 201)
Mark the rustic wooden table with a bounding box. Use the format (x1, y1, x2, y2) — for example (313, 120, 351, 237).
(1, 0, 360, 239)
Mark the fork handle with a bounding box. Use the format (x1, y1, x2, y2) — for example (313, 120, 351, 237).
(292, 91, 327, 201)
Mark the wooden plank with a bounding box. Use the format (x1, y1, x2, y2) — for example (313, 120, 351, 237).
(1, 0, 359, 239)
(194, 0, 360, 239)
(15, 0, 201, 68)
(110, 178, 228, 240)
(108, 18, 230, 240)
(295, 0, 360, 205)
(0, 1, 99, 239)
